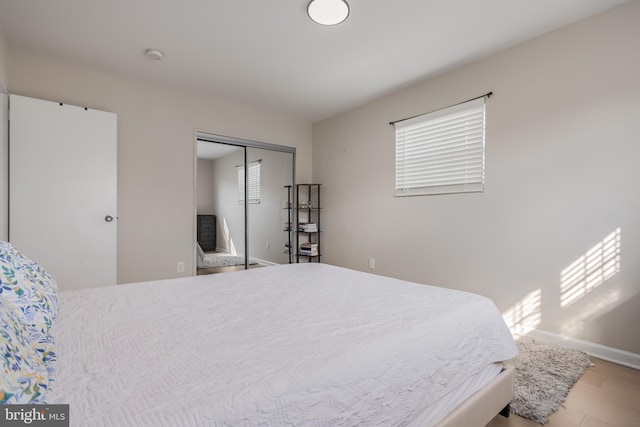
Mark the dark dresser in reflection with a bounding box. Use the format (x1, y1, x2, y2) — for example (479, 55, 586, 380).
(197, 214, 216, 252)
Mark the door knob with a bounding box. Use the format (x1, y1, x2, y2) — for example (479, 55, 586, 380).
(105, 215, 114, 222)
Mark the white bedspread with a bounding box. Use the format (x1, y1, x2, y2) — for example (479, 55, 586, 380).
(49, 263, 517, 426)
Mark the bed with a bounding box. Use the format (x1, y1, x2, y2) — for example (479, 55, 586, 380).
(1, 242, 518, 426)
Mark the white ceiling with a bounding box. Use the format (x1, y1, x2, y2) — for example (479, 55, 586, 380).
(197, 140, 242, 160)
(0, 0, 628, 122)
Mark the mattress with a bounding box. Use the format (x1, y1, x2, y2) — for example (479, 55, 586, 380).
(49, 263, 517, 426)
(409, 363, 503, 426)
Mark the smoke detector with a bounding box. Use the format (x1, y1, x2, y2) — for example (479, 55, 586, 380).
(145, 48, 164, 61)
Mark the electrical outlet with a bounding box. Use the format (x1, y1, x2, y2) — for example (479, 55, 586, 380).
(266, 241, 270, 249)
(177, 261, 185, 273)
(369, 258, 375, 270)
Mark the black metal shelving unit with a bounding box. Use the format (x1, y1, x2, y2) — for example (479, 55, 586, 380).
(295, 184, 321, 263)
(283, 185, 293, 263)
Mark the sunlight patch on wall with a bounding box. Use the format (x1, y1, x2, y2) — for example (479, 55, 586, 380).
(561, 289, 620, 336)
(221, 217, 237, 255)
(560, 228, 621, 308)
(503, 289, 542, 339)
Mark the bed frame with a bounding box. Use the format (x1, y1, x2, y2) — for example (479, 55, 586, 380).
(434, 365, 514, 427)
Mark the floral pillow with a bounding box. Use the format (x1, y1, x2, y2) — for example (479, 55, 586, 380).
(31, 331, 57, 392)
(0, 241, 59, 334)
(0, 297, 50, 404)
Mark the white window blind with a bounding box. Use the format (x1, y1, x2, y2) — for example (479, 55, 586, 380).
(237, 160, 261, 203)
(394, 97, 486, 196)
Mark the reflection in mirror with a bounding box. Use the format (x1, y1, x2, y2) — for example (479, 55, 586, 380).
(247, 147, 294, 266)
(195, 138, 294, 274)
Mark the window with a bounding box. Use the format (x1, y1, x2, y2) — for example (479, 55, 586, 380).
(237, 160, 261, 204)
(394, 97, 486, 196)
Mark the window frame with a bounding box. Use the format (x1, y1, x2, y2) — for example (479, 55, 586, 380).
(394, 97, 486, 197)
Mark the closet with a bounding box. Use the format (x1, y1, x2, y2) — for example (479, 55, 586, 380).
(195, 132, 295, 271)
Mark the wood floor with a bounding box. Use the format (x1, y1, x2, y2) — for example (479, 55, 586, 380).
(487, 358, 640, 427)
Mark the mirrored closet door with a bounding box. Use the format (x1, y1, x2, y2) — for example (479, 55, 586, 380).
(195, 133, 294, 274)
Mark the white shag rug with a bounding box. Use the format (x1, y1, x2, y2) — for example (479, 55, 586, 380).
(199, 253, 257, 269)
(505, 336, 593, 424)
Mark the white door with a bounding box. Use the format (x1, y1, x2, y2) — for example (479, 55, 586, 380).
(9, 95, 117, 290)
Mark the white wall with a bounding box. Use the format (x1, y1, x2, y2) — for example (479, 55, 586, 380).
(0, 23, 9, 241)
(312, 2, 640, 354)
(0, 24, 7, 89)
(196, 159, 215, 215)
(8, 51, 312, 283)
(211, 150, 244, 255)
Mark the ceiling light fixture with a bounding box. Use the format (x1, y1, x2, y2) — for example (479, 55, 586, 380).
(145, 48, 164, 61)
(307, 0, 350, 26)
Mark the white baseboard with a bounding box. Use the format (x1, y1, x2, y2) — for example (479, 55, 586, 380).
(249, 257, 278, 267)
(527, 329, 640, 371)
